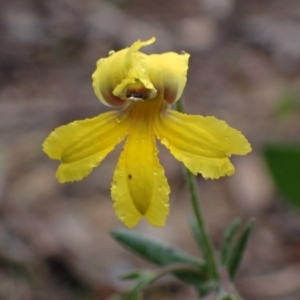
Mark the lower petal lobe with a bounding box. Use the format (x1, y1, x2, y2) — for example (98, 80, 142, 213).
(43, 111, 129, 183)
(111, 101, 170, 228)
(155, 110, 251, 179)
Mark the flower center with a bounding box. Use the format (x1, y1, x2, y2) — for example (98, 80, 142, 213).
(125, 81, 151, 101)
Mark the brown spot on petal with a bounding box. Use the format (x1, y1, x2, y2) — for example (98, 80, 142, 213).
(105, 91, 127, 107)
(128, 174, 132, 179)
(164, 87, 178, 104)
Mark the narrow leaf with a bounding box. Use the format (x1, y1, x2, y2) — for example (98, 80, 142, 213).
(111, 228, 204, 268)
(221, 218, 241, 266)
(111, 228, 212, 296)
(227, 219, 255, 280)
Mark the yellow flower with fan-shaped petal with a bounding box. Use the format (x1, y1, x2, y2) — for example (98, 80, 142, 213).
(43, 38, 251, 228)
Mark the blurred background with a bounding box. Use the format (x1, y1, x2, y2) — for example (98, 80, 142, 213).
(1, 0, 300, 299)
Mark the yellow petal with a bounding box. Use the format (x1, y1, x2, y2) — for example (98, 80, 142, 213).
(113, 38, 157, 100)
(111, 101, 170, 228)
(43, 111, 130, 183)
(92, 38, 157, 107)
(147, 51, 190, 104)
(155, 110, 251, 179)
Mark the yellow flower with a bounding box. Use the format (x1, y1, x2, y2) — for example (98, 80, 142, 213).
(43, 37, 251, 228)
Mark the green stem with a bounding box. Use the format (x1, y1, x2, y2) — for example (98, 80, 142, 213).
(176, 98, 219, 281)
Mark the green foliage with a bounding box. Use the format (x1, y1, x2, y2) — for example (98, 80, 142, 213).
(189, 215, 219, 282)
(111, 228, 215, 296)
(111, 219, 253, 298)
(264, 144, 300, 209)
(219, 219, 254, 281)
(226, 220, 255, 280)
(111, 229, 205, 268)
(221, 218, 241, 266)
(108, 270, 154, 300)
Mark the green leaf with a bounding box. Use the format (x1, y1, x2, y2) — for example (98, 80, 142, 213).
(111, 229, 205, 268)
(221, 218, 241, 266)
(131, 271, 155, 291)
(109, 271, 154, 300)
(264, 144, 300, 209)
(189, 216, 219, 282)
(111, 228, 213, 296)
(227, 219, 255, 280)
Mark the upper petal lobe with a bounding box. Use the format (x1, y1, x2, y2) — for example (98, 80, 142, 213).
(92, 38, 157, 106)
(147, 52, 190, 104)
